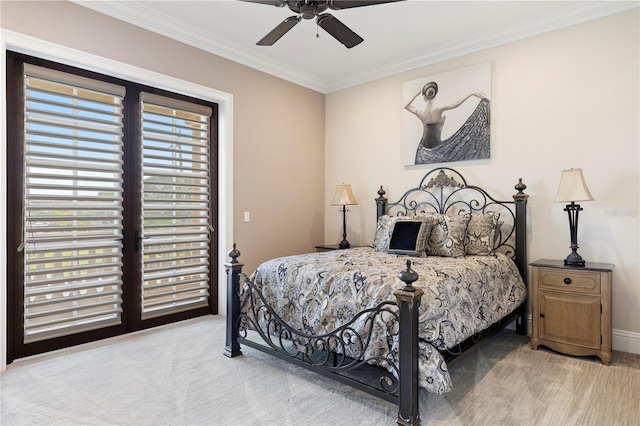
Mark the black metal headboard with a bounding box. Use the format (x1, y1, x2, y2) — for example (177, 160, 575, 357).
(375, 167, 529, 281)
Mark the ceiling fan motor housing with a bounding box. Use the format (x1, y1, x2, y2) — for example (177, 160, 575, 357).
(292, 1, 329, 19)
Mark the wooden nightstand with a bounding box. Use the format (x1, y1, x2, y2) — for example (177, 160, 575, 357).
(530, 259, 614, 365)
(314, 244, 361, 252)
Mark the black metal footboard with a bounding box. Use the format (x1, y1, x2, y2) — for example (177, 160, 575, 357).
(224, 246, 423, 426)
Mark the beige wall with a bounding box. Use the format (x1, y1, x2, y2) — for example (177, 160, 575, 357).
(325, 10, 639, 351)
(0, 1, 326, 270)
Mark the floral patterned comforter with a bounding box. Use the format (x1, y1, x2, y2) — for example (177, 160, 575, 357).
(249, 247, 526, 394)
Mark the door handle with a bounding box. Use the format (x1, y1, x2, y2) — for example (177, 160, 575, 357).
(135, 229, 149, 253)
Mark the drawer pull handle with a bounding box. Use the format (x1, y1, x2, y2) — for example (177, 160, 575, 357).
(540, 313, 545, 318)
(563, 277, 572, 285)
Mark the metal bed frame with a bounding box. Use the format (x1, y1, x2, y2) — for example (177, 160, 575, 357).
(224, 167, 529, 425)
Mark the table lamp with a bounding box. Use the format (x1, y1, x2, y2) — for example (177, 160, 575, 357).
(331, 184, 357, 249)
(555, 168, 594, 266)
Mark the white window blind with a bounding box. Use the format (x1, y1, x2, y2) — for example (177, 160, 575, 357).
(140, 92, 212, 319)
(22, 64, 126, 343)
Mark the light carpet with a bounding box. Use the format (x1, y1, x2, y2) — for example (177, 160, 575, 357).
(1, 315, 639, 426)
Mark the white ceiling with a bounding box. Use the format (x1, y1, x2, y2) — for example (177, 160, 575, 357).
(74, 0, 638, 93)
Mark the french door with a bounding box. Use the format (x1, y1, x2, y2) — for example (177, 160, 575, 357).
(6, 53, 218, 362)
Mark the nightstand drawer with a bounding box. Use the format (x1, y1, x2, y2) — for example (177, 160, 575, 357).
(537, 267, 601, 294)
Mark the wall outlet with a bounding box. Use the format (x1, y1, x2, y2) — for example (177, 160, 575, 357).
(243, 211, 250, 222)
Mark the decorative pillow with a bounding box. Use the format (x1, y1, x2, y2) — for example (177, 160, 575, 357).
(465, 212, 501, 256)
(425, 213, 471, 258)
(373, 215, 434, 252)
(373, 215, 395, 251)
(386, 217, 434, 257)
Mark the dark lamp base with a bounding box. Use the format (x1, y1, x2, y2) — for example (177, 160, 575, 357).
(564, 251, 586, 267)
(338, 239, 351, 249)
(563, 202, 587, 267)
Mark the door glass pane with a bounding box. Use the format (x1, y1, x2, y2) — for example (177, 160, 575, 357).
(23, 67, 125, 343)
(140, 94, 212, 319)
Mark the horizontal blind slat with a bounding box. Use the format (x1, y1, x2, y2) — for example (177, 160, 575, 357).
(25, 277, 123, 293)
(26, 115, 124, 136)
(27, 158, 124, 173)
(26, 252, 122, 265)
(143, 265, 210, 280)
(27, 140, 124, 156)
(27, 101, 124, 124)
(26, 270, 123, 287)
(26, 288, 123, 308)
(26, 260, 123, 276)
(26, 241, 123, 254)
(26, 298, 124, 320)
(26, 130, 124, 146)
(24, 317, 122, 344)
(143, 285, 209, 301)
(25, 307, 123, 331)
(144, 253, 207, 266)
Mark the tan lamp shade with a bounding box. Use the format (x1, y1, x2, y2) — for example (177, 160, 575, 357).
(555, 168, 594, 203)
(331, 184, 358, 206)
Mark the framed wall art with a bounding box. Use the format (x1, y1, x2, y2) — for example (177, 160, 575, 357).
(402, 62, 491, 166)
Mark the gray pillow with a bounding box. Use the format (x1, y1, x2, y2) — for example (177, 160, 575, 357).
(425, 213, 471, 258)
(466, 212, 501, 256)
(373, 215, 395, 251)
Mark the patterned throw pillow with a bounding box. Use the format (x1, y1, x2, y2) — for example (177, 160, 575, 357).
(373, 215, 395, 251)
(425, 213, 471, 258)
(373, 215, 434, 253)
(465, 212, 501, 256)
(386, 216, 435, 257)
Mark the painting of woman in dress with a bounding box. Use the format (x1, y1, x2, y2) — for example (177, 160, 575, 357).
(402, 62, 491, 165)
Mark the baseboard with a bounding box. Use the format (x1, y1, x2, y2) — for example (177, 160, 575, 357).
(613, 329, 640, 355)
(510, 316, 640, 355)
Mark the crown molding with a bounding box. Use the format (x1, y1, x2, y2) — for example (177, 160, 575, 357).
(71, 0, 328, 92)
(72, 1, 638, 94)
(324, 1, 640, 92)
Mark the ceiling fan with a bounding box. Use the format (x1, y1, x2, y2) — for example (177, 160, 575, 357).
(240, 0, 404, 48)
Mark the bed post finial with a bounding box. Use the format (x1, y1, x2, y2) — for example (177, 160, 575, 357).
(228, 243, 241, 264)
(224, 244, 244, 358)
(394, 261, 422, 426)
(398, 260, 419, 292)
(514, 178, 528, 200)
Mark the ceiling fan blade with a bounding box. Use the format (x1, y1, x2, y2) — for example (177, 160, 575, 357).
(238, 0, 285, 6)
(257, 16, 301, 46)
(327, 0, 405, 10)
(316, 14, 363, 49)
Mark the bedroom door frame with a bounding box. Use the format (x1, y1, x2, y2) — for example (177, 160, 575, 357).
(0, 29, 234, 371)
